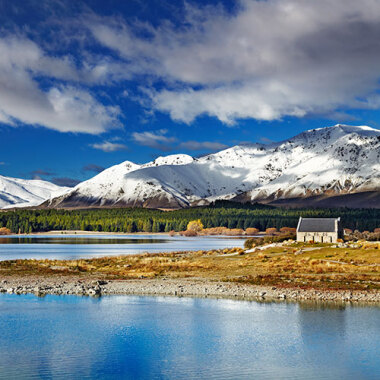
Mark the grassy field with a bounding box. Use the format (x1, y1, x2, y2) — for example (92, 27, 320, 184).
(1, 241, 379, 291)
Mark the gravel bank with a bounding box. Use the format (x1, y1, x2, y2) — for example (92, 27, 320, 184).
(1, 277, 379, 304)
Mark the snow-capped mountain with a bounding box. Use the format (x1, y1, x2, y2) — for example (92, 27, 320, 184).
(44, 124, 380, 209)
(0, 175, 69, 209)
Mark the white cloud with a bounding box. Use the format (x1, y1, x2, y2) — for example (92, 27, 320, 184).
(0, 36, 121, 134)
(90, 141, 128, 152)
(131, 129, 176, 151)
(4, 1, 380, 131)
(88, 0, 380, 123)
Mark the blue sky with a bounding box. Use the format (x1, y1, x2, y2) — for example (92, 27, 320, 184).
(1, 0, 380, 186)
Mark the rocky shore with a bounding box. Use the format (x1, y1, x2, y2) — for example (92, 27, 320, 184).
(1, 277, 379, 303)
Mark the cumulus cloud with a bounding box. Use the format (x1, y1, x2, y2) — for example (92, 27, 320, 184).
(179, 141, 228, 151)
(88, 0, 380, 123)
(90, 141, 128, 152)
(0, 36, 121, 134)
(5, 0, 380, 131)
(131, 129, 176, 151)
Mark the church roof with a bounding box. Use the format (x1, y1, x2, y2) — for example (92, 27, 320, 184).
(297, 217, 340, 233)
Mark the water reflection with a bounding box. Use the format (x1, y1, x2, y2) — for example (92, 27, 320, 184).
(297, 302, 349, 378)
(0, 294, 379, 380)
(0, 237, 169, 245)
(0, 234, 245, 261)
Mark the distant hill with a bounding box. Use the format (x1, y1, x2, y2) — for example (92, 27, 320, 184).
(0, 175, 68, 209)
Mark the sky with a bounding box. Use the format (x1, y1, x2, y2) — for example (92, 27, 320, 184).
(1, 0, 380, 186)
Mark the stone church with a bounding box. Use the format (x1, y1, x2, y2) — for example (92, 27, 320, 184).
(296, 217, 342, 243)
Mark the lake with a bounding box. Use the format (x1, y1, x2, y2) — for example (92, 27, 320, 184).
(0, 294, 379, 379)
(0, 234, 245, 261)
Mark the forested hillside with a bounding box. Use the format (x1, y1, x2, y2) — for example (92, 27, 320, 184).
(0, 202, 379, 234)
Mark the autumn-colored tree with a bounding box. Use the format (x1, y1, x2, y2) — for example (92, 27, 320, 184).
(187, 219, 204, 232)
(265, 227, 277, 235)
(279, 227, 296, 234)
(225, 228, 244, 236)
(0, 227, 11, 235)
(245, 227, 259, 235)
(181, 229, 198, 237)
(199, 227, 228, 235)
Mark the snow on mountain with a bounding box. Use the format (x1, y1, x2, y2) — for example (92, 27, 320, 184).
(44, 124, 380, 209)
(0, 175, 69, 209)
(148, 154, 194, 166)
(241, 124, 380, 202)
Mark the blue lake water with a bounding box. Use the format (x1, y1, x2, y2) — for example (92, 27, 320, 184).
(0, 234, 245, 261)
(0, 294, 379, 380)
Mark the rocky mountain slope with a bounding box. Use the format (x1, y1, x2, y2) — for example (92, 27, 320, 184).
(42, 124, 380, 209)
(0, 175, 68, 209)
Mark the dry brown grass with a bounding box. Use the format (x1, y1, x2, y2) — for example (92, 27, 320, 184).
(0, 227, 11, 235)
(1, 243, 379, 290)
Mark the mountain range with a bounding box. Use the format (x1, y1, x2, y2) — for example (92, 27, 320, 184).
(1, 124, 380, 210)
(0, 175, 68, 209)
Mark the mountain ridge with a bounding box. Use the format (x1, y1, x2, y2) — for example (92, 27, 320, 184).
(0, 175, 69, 209)
(42, 124, 380, 209)
(2, 124, 380, 209)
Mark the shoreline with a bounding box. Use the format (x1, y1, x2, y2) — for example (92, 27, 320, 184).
(1, 240, 379, 304)
(3, 230, 171, 236)
(1, 230, 265, 237)
(1, 277, 379, 304)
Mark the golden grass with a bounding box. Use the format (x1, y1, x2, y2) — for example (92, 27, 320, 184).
(1, 243, 379, 290)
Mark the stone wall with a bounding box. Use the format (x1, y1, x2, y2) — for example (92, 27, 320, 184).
(296, 232, 338, 243)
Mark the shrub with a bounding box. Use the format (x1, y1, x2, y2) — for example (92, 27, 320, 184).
(180, 229, 198, 237)
(280, 227, 296, 234)
(265, 227, 277, 235)
(187, 219, 204, 232)
(245, 227, 259, 235)
(225, 228, 244, 236)
(263, 234, 295, 244)
(244, 239, 255, 249)
(344, 230, 380, 242)
(0, 227, 11, 235)
(199, 227, 228, 235)
(367, 232, 380, 241)
(244, 237, 264, 249)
